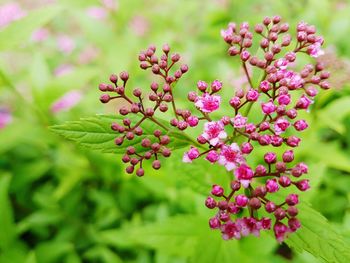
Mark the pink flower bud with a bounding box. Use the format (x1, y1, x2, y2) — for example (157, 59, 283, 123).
(183, 147, 200, 163)
(187, 116, 199, 127)
(211, 80, 222, 92)
(295, 179, 310, 191)
(264, 152, 277, 164)
(241, 142, 253, 154)
(261, 100, 276, 114)
(266, 179, 279, 193)
(235, 194, 249, 207)
(206, 150, 219, 163)
(211, 184, 224, 197)
(205, 196, 217, 209)
(294, 119, 308, 131)
(246, 89, 259, 101)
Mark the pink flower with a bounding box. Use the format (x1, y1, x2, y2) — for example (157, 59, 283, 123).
(261, 100, 276, 114)
(202, 121, 227, 146)
(231, 114, 247, 128)
(307, 43, 324, 58)
(129, 15, 149, 37)
(57, 35, 75, 54)
(183, 146, 200, 163)
(221, 221, 241, 240)
(32, 28, 49, 42)
(54, 64, 74, 77)
(195, 93, 221, 113)
(274, 58, 288, 69)
(218, 143, 243, 171)
(0, 3, 26, 29)
(0, 109, 12, 129)
(274, 117, 290, 134)
(86, 7, 107, 20)
(284, 71, 304, 89)
(51, 90, 82, 113)
(234, 164, 254, 188)
(274, 222, 290, 243)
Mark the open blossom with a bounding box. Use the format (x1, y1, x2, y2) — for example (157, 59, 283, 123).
(195, 93, 221, 113)
(218, 143, 243, 171)
(51, 90, 82, 113)
(234, 164, 254, 188)
(183, 147, 200, 163)
(202, 121, 227, 146)
(0, 3, 26, 29)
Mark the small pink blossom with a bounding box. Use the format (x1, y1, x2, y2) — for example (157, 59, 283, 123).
(183, 147, 200, 163)
(129, 15, 149, 37)
(307, 43, 324, 58)
(86, 7, 107, 20)
(294, 119, 308, 131)
(274, 222, 290, 243)
(218, 143, 243, 171)
(274, 58, 288, 69)
(32, 28, 49, 42)
(234, 164, 254, 188)
(274, 117, 290, 134)
(54, 64, 74, 77)
(231, 114, 247, 128)
(0, 109, 12, 129)
(0, 3, 26, 29)
(195, 93, 221, 113)
(51, 90, 82, 113)
(202, 121, 227, 146)
(266, 179, 279, 193)
(57, 35, 75, 54)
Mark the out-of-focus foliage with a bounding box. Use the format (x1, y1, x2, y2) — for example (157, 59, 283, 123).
(1, 0, 350, 262)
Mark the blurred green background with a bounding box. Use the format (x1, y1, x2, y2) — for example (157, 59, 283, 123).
(1, 0, 350, 262)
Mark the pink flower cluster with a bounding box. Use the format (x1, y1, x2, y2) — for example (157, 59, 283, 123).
(182, 16, 329, 242)
(98, 16, 330, 243)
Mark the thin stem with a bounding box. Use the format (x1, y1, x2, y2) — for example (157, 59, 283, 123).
(242, 61, 254, 89)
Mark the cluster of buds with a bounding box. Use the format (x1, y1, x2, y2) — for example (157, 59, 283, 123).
(98, 44, 189, 175)
(98, 16, 330, 242)
(183, 16, 329, 242)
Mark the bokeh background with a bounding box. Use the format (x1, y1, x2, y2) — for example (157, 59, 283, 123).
(1, 0, 350, 262)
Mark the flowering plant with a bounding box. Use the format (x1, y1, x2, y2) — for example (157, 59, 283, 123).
(53, 16, 331, 243)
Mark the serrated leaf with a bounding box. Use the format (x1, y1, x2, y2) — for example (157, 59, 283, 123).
(285, 203, 350, 263)
(0, 6, 63, 51)
(50, 115, 191, 154)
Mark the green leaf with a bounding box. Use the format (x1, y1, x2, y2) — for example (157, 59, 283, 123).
(50, 115, 191, 154)
(0, 174, 16, 250)
(0, 6, 63, 51)
(285, 203, 350, 263)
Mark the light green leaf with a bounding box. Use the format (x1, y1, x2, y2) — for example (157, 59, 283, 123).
(285, 203, 350, 263)
(0, 6, 63, 51)
(50, 115, 191, 154)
